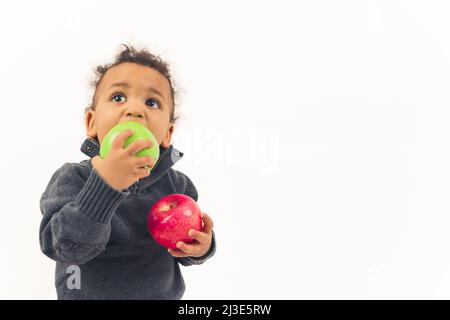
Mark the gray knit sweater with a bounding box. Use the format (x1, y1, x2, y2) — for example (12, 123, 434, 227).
(39, 137, 216, 299)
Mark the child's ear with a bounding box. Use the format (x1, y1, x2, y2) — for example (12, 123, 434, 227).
(85, 109, 97, 139)
(161, 124, 174, 148)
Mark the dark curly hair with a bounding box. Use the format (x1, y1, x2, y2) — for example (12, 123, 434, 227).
(85, 43, 179, 124)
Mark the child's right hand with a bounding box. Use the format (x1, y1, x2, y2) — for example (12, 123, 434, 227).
(91, 129, 156, 192)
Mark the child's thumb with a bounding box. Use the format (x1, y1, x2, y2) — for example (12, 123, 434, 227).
(91, 155, 102, 168)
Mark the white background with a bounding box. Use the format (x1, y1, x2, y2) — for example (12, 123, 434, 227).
(1, 0, 450, 299)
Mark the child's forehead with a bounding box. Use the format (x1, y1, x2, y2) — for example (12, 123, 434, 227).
(100, 62, 170, 93)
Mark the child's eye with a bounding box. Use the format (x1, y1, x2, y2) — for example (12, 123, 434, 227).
(111, 93, 159, 109)
(145, 98, 160, 109)
(111, 93, 126, 103)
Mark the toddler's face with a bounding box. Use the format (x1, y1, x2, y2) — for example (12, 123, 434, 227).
(85, 62, 174, 148)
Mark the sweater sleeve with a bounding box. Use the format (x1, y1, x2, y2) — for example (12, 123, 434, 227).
(172, 170, 217, 267)
(39, 163, 130, 265)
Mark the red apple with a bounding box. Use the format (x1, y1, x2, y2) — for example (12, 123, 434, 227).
(147, 194, 203, 249)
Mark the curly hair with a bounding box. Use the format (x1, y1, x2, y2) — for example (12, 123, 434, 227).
(85, 43, 179, 124)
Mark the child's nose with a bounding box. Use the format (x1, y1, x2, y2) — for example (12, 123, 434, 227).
(126, 108, 145, 118)
(127, 112, 143, 118)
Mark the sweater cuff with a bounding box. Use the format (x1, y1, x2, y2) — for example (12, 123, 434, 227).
(75, 168, 130, 223)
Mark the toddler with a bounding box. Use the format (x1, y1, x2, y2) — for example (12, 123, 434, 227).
(39, 44, 216, 299)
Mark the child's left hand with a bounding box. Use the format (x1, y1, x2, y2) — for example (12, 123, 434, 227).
(168, 212, 214, 258)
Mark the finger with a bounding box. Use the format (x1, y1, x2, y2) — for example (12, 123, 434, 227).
(167, 248, 190, 258)
(188, 229, 208, 243)
(201, 212, 214, 233)
(112, 129, 134, 150)
(126, 139, 153, 156)
(176, 241, 196, 255)
(136, 167, 151, 179)
(135, 156, 155, 169)
(91, 155, 102, 167)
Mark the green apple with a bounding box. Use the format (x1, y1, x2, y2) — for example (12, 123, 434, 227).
(99, 121, 160, 170)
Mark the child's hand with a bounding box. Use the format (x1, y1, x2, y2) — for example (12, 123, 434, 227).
(91, 129, 155, 191)
(168, 212, 214, 258)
